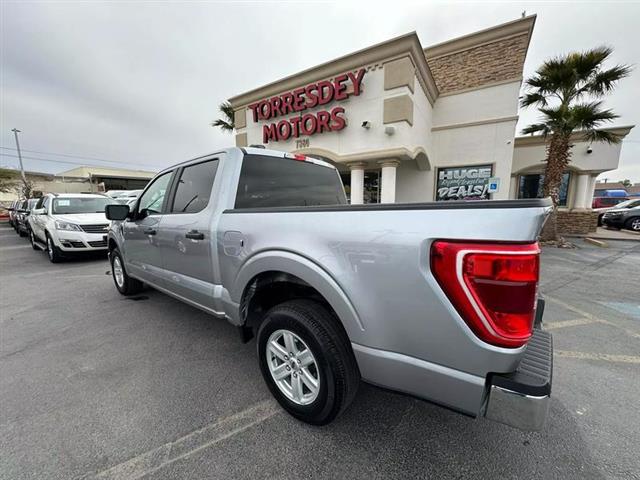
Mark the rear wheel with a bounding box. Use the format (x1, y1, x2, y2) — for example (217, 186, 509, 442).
(625, 217, 640, 232)
(110, 248, 143, 295)
(46, 234, 63, 263)
(256, 299, 360, 425)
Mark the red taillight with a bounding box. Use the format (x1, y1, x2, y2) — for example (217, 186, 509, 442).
(293, 154, 307, 161)
(430, 241, 540, 348)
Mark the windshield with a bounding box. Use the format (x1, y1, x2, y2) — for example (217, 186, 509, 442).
(612, 199, 640, 209)
(52, 197, 115, 214)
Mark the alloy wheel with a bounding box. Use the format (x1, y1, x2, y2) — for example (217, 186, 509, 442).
(266, 329, 320, 406)
(113, 256, 125, 288)
(632, 218, 640, 231)
(47, 238, 53, 260)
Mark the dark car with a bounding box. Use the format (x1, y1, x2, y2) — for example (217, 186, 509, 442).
(602, 204, 640, 232)
(595, 198, 640, 226)
(15, 198, 39, 237)
(8, 199, 23, 230)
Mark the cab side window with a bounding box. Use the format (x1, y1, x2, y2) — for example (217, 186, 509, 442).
(171, 160, 219, 214)
(138, 171, 173, 215)
(35, 197, 44, 209)
(42, 197, 51, 213)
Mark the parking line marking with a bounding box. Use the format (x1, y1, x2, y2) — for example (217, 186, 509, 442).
(544, 318, 597, 330)
(86, 399, 279, 480)
(545, 295, 640, 339)
(556, 350, 640, 364)
(0, 244, 31, 251)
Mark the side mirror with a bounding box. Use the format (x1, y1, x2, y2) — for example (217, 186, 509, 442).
(32, 208, 45, 215)
(105, 204, 130, 221)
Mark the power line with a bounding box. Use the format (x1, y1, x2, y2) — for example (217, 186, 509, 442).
(0, 152, 161, 171)
(0, 146, 152, 167)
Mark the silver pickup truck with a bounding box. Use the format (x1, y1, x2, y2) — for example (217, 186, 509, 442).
(106, 147, 553, 429)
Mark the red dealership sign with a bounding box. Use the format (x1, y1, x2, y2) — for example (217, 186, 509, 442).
(248, 68, 366, 143)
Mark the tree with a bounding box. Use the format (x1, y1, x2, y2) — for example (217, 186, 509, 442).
(211, 101, 235, 133)
(620, 179, 632, 188)
(0, 168, 18, 194)
(520, 46, 631, 241)
(16, 178, 35, 199)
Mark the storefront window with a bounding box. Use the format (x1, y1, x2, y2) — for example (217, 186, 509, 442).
(518, 173, 570, 206)
(340, 170, 380, 204)
(436, 165, 493, 201)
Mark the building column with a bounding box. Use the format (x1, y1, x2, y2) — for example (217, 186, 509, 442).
(509, 176, 518, 199)
(585, 175, 598, 209)
(573, 173, 590, 210)
(348, 162, 366, 205)
(378, 160, 400, 204)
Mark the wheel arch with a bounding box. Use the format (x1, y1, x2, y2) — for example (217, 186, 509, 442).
(233, 251, 364, 342)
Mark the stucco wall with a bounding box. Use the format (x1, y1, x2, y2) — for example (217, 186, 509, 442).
(432, 82, 520, 127)
(512, 139, 625, 175)
(239, 66, 433, 165)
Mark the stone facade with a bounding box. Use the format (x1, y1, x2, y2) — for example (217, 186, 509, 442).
(556, 210, 599, 235)
(426, 34, 529, 94)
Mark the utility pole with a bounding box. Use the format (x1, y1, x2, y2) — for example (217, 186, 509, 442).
(11, 128, 28, 186)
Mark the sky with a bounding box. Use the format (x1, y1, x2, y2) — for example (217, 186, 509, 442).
(1, 0, 639, 182)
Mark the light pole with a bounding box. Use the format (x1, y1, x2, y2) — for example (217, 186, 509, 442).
(11, 128, 28, 186)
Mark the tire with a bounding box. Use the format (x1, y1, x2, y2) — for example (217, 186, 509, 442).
(45, 233, 63, 263)
(29, 230, 39, 250)
(110, 248, 143, 295)
(18, 226, 27, 237)
(625, 217, 640, 232)
(256, 299, 360, 425)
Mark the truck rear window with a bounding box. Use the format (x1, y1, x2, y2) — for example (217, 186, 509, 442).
(235, 154, 347, 208)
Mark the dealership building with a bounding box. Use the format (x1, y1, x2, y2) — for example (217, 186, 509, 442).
(229, 15, 633, 216)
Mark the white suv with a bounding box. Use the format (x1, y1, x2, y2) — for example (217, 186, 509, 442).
(28, 193, 116, 262)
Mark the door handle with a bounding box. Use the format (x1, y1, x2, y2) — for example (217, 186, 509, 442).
(185, 230, 204, 240)
(143, 228, 157, 235)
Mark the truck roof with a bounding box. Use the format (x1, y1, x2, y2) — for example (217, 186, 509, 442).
(156, 147, 336, 177)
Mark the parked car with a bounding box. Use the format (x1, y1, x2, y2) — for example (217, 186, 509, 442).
(15, 198, 40, 236)
(595, 198, 640, 226)
(592, 189, 629, 209)
(105, 190, 130, 198)
(602, 204, 640, 232)
(106, 147, 553, 430)
(28, 193, 117, 262)
(8, 199, 23, 230)
(114, 190, 143, 204)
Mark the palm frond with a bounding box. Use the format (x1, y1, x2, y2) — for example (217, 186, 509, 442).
(583, 129, 622, 145)
(521, 123, 551, 137)
(571, 46, 612, 79)
(212, 101, 236, 133)
(520, 92, 547, 108)
(211, 118, 234, 132)
(569, 101, 618, 130)
(586, 64, 632, 95)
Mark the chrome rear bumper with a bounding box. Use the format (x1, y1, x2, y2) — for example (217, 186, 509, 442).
(483, 329, 553, 431)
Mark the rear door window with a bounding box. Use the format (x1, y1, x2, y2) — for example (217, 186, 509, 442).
(171, 160, 219, 213)
(235, 155, 346, 208)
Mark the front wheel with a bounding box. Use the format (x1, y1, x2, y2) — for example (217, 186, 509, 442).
(257, 299, 360, 425)
(625, 217, 640, 232)
(46, 234, 63, 263)
(110, 248, 143, 295)
(29, 230, 39, 250)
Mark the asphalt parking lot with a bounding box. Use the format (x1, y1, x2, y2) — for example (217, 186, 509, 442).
(1, 222, 639, 480)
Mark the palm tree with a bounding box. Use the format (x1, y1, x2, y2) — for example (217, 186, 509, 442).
(520, 46, 631, 241)
(211, 101, 235, 133)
